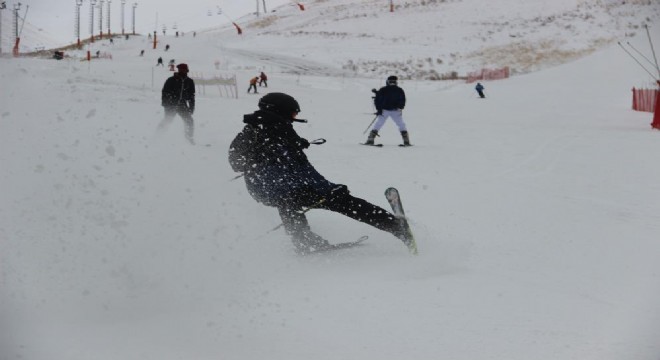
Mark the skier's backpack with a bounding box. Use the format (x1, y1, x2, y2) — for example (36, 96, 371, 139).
(228, 125, 258, 173)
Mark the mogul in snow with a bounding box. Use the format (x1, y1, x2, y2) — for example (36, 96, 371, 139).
(228, 92, 414, 254)
(364, 75, 411, 146)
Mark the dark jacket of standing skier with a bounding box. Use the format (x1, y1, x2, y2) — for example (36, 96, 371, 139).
(229, 92, 413, 254)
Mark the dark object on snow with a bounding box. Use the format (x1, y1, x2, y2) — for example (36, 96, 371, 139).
(160, 64, 196, 144)
(475, 82, 486, 98)
(364, 75, 410, 146)
(228, 92, 412, 254)
(52, 51, 64, 60)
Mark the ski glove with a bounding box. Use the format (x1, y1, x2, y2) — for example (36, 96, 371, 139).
(376, 109, 383, 115)
(297, 138, 310, 149)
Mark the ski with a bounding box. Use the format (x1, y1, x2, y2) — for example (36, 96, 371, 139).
(360, 142, 383, 147)
(384, 188, 418, 255)
(398, 144, 413, 147)
(304, 235, 369, 255)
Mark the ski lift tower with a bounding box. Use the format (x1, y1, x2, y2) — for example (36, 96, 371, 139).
(0, 1, 6, 55)
(121, 0, 125, 35)
(106, 0, 111, 38)
(75, 0, 83, 47)
(12, 2, 21, 56)
(98, 0, 104, 39)
(131, 2, 137, 35)
(89, 0, 97, 42)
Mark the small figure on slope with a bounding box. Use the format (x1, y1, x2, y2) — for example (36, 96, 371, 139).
(248, 76, 259, 94)
(259, 71, 268, 87)
(228, 92, 414, 254)
(364, 75, 411, 146)
(475, 82, 485, 98)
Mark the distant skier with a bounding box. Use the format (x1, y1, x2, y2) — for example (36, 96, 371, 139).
(475, 82, 485, 98)
(259, 71, 268, 87)
(156, 57, 164, 66)
(228, 92, 413, 254)
(364, 75, 411, 146)
(165, 44, 170, 51)
(160, 63, 196, 144)
(248, 76, 259, 94)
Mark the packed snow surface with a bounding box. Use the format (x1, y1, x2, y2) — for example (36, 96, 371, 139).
(1, 1, 660, 359)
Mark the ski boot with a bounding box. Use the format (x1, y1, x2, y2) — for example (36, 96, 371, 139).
(364, 130, 378, 145)
(400, 131, 411, 147)
(291, 229, 331, 255)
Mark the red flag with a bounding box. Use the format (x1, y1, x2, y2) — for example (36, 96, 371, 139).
(232, 22, 242, 35)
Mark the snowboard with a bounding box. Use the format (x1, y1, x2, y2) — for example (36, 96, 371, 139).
(304, 235, 369, 255)
(384, 187, 418, 254)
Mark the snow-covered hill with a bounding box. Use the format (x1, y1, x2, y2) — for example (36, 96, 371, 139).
(1, 1, 660, 359)
(166, 0, 660, 77)
(7, 0, 660, 78)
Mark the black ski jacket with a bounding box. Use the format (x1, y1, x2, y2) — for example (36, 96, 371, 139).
(374, 84, 406, 111)
(228, 110, 338, 207)
(161, 73, 195, 111)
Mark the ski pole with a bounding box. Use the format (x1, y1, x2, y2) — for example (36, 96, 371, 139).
(229, 173, 244, 181)
(362, 114, 378, 134)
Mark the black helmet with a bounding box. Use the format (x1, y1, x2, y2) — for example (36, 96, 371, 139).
(386, 75, 398, 86)
(258, 92, 301, 118)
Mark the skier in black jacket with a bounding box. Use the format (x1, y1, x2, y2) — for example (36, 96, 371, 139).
(229, 92, 413, 254)
(160, 63, 196, 144)
(364, 75, 411, 146)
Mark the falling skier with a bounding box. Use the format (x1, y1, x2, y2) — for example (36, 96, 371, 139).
(228, 92, 415, 254)
(364, 75, 411, 146)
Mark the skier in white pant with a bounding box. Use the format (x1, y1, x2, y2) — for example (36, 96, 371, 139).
(364, 75, 411, 146)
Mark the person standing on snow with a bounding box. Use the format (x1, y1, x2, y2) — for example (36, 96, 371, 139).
(364, 75, 411, 146)
(228, 92, 414, 254)
(475, 82, 485, 98)
(259, 71, 268, 87)
(248, 76, 259, 94)
(160, 63, 196, 144)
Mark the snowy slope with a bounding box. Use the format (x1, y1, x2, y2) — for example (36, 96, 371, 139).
(207, 0, 660, 77)
(2, 1, 660, 360)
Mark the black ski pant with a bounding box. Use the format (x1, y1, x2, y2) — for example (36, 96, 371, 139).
(277, 191, 400, 239)
(160, 106, 194, 143)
